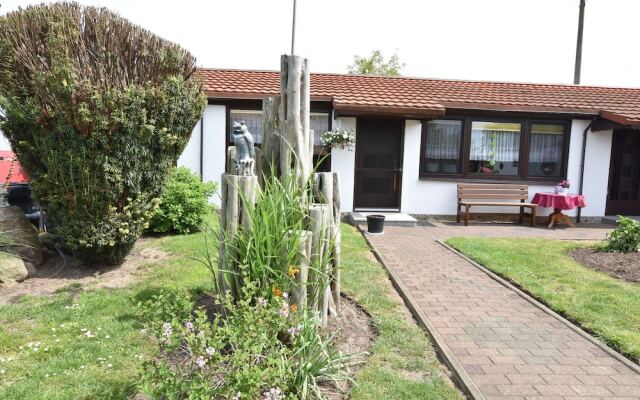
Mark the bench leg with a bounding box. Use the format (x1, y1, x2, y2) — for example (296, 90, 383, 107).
(456, 203, 461, 224)
(465, 205, 471, 226)
(530, 206, 536, 227)
(519, 206, 524, 224)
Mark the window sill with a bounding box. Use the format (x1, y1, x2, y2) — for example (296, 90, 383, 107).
(418, 175, 561, 185)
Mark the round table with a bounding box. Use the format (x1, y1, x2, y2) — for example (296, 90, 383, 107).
(531, 192, 586, 228)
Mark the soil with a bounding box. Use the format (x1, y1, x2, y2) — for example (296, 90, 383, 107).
(0, 238, 170, 304)
(571, 247, 640, 284)
(321, 296, 377, 399)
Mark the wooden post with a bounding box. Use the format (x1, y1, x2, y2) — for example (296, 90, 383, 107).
(309, 203, 331, 326)
(279, 55, 312, 188)
(260, 96, 281, 182)
(219, 168, 258, 298)
(291, 230, 311, 311)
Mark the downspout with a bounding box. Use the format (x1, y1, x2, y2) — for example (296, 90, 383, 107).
(199, 117, 204, 180)
(576, 117, 596, 223)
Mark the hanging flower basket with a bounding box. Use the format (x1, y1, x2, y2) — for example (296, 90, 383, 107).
(320, 128, 355, 151)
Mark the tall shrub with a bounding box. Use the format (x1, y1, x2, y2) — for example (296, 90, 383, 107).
(0, 3, 205, 264)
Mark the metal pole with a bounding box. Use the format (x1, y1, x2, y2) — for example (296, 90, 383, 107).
(574, 0, 586, 84)
(290, 0, 297, 55)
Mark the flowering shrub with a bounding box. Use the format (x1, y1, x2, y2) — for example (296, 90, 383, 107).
(148, 167, 217, 234)
(604, 216, 640, 253)
(558, 180, 570, 188)
(320, 128, 355, 151)
(139, 287, 353, 399)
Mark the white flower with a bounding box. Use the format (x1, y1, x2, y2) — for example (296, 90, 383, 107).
(282, 292, 289, 300)
(278, 302, 289, 319)
(107, 363, 112, 368)
(195, 356, 207, 369)
(205, 347, 216, 357)
(84, 331, 95, 338)
(162, 322, 173, 338)
(257, 297, 267, 307)
(232, 393, 241, 400)
(287, 325, 302, 337)
(262, 387, 282, 400)
(185, 321, 194, 332)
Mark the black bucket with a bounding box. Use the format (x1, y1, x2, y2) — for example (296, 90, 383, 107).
(366, 214, 385, 234)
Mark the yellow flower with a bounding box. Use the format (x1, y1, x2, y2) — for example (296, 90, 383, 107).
(272, 287, 282, 297)
(290, 304, 298, 313)
(287, 265, 300, 278)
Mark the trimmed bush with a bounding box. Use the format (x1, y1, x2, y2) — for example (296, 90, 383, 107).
(605, 216, 640, 253)
(148, 167, 216, 234)
(0, 3, 205, 264)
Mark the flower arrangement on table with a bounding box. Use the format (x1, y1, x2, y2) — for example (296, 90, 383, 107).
(555, 179, 570, 195)
(320, 128, 355, 151)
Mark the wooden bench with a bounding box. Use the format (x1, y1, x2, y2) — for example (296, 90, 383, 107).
(457, 183, 537, 226)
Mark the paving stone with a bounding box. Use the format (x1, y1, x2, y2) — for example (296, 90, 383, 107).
(365, 223, 640, 400)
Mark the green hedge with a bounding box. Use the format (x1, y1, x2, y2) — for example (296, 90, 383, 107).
(0, 3, 205, 264)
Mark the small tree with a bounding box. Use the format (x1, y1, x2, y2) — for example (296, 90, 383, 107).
(0, 3, 206, 264)
(347, 50, 405, 76)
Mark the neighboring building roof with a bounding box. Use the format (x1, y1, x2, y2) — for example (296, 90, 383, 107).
(0, 151, 29, 184)
(197, 69, 640, 125)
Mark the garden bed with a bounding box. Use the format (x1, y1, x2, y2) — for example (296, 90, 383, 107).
(571, 247, 640, 283)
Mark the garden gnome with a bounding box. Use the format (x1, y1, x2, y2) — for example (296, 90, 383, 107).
(232, 121, 255, 176)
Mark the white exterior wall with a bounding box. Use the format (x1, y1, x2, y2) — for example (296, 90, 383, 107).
(177, 104, 227, 206)
(330, 117, 356, 213)
(399, 118, 611, 217)
(0, 129, 10, 151)
(178, 118, 202, 175)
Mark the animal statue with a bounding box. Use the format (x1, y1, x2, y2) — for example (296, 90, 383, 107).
(232, 121, 255, 176)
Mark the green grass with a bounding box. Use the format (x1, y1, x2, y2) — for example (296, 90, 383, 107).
(447, 237, 640, 363)
(0, 216, 463, 399)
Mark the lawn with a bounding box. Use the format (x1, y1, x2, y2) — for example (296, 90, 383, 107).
(447, 237, 640, 363)
(0, 217, 462, 399)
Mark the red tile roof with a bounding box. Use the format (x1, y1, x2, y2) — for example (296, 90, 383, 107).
(197, 69, 640, 125)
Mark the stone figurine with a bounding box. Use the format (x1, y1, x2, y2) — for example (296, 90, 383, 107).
(232, 121, 255, 176)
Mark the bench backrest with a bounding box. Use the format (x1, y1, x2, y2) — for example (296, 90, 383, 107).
(457, 183, 529, 202)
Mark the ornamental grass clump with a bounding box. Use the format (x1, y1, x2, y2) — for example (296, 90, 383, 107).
(0, 3, 205, 264)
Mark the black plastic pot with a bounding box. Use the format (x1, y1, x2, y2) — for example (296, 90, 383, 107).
(366, 214, 385, 234)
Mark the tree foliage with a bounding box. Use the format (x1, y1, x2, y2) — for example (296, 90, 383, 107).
(347, 50, 404, 76)
(0, 3, 206, 264)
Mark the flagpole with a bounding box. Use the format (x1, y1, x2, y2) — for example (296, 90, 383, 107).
(574, 0, 586, 84)
(290, 0, 297, 55)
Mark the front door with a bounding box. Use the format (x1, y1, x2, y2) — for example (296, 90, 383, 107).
(606, 129, 640, 215)
(354, 118, 403, 209)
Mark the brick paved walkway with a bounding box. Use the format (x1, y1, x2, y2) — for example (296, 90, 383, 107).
(365, 222, 640, 400)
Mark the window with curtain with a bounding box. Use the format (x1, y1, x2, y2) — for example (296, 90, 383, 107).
(527, 123, 565, 177)
(423, 119, 462, 174)
(229, 110, 329, 148)
(229, 110, 263, 144)
(468, 121, 521, 176)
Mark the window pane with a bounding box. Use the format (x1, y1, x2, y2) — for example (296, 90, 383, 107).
(528, 123, 565, 177)
(311, 113, 329, 146)
(469, 121, 521, 176)
(229, 110, 263, 144)
(424, 120, 462, 174)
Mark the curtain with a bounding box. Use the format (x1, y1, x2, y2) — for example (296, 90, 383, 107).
(469, 129, 520, 162)
(229, 111, 263, 144)
(311, 114, 329, 146)
(529, 132, 563, 163)
(425, 121, 461, 160)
